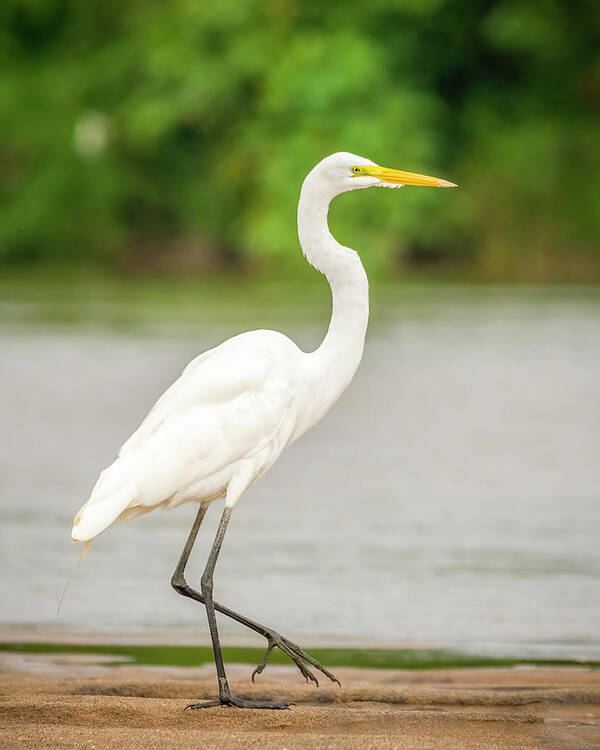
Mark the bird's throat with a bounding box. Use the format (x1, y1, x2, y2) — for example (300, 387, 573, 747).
(297, 176, 370, 426)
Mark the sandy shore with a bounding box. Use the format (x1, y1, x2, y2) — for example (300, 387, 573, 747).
(1, 652, 600, 749)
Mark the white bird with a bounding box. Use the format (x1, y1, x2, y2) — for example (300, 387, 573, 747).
(71, 152, 456, 710)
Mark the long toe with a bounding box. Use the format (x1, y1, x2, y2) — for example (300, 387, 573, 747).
(234, 698, 293, 710)
(187, 695, 292, 710)
(276, 634, 341, 686)
(288, 645, 341, 686)
(185, 699, 222, 709)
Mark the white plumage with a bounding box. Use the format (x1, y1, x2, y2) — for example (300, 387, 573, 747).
(72, 151, 455, 545)
(72, 330, 304, 540)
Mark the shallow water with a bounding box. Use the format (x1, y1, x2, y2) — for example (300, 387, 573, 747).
(1, 288, 599, 657)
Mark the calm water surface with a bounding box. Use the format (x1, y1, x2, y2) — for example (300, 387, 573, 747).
(1, 289, 599, 657)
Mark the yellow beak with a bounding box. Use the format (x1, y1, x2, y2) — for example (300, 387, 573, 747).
(361, 165, 457, 188)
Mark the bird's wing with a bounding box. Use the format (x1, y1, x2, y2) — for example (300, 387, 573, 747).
(72, 331, 298, 541)
(121, 329, 294, 454)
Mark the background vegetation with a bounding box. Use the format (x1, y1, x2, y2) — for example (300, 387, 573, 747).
(2, 0, 599, 282)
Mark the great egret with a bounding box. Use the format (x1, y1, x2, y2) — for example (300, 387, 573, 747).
(71, 152, 456, 709)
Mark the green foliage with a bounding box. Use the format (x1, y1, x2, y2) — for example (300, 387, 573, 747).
(1, 0, 598, 279)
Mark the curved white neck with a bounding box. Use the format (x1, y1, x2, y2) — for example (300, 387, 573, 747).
(296, 173, 369, 425)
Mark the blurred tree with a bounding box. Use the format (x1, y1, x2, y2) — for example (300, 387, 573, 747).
(0, 0, 598, 279)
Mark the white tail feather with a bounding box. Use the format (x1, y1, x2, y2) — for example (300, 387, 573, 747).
(71, 481, 137, 542)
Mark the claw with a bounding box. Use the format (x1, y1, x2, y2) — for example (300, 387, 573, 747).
(185, 699, 221, 709)
(187, 695, 293, 710)
(251, 638, 276, 683)
(250, 631, 339, 688)
(301, 666, 318, 687)
(288, 651, 318, 686)
(284, 638, 341, 687)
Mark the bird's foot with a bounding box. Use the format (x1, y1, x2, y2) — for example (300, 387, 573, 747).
(251, 631, 341, 688)
(186, 692, 292, 710)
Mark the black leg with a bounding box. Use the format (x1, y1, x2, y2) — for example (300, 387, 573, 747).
(171, 503, 340, 698)
(170, 502, 209, 594)
(185, 505, 293, 710)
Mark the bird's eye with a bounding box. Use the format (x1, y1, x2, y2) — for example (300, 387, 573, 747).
(351, 166, 361, 175)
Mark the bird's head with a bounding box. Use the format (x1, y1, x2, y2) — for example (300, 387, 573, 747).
(306, 152, 456, 198)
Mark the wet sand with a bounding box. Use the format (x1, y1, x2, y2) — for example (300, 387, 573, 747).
(1, 652, 600, 748)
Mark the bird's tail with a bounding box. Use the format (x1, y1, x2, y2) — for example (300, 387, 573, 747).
(71, 480, 137, 543)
